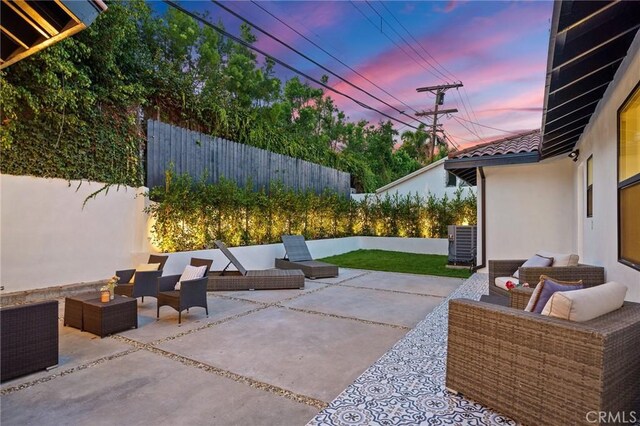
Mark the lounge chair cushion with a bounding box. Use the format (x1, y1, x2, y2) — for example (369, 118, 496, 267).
(526, 275, 583, 314)
(281, 235, 313, 262)
(513, 254, 553, 278)
(542, 281, 627, 322)
(175, 265, 207, 290)
(494, 276, 519, 290)
(536, 250, 579, 267)
(130, 263, 161, 283)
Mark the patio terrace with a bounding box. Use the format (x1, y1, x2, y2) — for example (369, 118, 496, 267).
(0, 269, 501, 425)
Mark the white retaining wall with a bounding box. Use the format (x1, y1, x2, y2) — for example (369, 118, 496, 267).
(1, 173, 448, 293)
(0, 174, 153, 293)
(161, 237, 447, 276)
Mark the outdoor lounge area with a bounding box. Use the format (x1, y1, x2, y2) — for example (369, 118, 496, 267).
(2, 268, 470, 425)
(2, 0, 640, 424)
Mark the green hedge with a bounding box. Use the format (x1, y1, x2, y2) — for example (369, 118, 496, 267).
(146, 171, 477, 252)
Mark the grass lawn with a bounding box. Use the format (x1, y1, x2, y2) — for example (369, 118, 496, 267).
(320, 249, 472, 279)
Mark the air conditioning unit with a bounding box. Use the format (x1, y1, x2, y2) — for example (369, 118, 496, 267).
(448, 225, 477, 265)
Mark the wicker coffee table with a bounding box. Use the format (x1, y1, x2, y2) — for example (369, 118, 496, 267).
(64, 295, 137, 338)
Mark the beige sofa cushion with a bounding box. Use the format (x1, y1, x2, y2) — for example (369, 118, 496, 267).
(536, 250, 579, 267)
(541, 281, 628, 322)
(494, 276, 519, 291)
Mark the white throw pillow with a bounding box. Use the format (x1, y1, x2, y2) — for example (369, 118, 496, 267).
(513, 254, 553, 279)
(541, 281, 628, 322)
(175, 265, 207, 290)
(536, 250, 579, 267)
(129, 263, 161, 283)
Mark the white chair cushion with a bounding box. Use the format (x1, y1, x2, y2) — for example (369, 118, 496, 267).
(494, 276, 519, 291)
(129, 263, 161, 283)
(536, 250, 579, 267)
(175, 265, 207, 290)
(541, 281, 628, 322)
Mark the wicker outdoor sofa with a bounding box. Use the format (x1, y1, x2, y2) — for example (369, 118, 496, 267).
(446, 298, 640, 425)
(275, 235, 339, 279)
(208, 241, 305, 291)
(488, 259, 606, 297)
(1, 300, 59, 382)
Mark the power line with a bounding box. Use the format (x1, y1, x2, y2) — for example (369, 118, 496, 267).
(366, 1, 451, 83)
(450, 91, 484, 142)
(162, 1, 421, 130)
(452, 115, 524, 135)
(249, 0, 431, 124)
(210, 0, 433, 129)
(350, 1, 445, 83)
(371, 1, 487, 142)
(377, 1, 457, 83)
(451, 115, 484, 142)
(373, 1, 489, 142)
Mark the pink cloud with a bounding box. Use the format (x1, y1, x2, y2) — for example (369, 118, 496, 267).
(322, 3, 550, 145)
(435, 1, 459, 13)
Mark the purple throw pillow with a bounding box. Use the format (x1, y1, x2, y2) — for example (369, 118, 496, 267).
(532, 277, 584, 314)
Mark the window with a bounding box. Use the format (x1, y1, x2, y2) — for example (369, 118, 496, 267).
(586, 156, 593, 217)
(446, 171, 457, 187)
(618, 83, 640, 270)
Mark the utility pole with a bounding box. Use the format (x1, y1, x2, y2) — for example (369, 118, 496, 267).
(415, 82, 463, 159)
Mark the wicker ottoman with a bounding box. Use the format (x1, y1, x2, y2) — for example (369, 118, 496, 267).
(78, 296, 137, 338)
(64, 293, 99, 330)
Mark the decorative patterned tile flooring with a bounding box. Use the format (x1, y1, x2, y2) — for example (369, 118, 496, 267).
(308, 273, 518, 426)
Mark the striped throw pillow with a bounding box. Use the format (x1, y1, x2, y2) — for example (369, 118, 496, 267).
(175, 265, 207, 290)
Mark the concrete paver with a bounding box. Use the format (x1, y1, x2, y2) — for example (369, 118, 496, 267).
(215, 280, 328, 304)
(1, 350, 318, 426)
(156, 306, 406, 402)
(283, 285, 444, 328)
(342, 271, 463, 296)
(120, 296, 259, 343)
(311, 268, 370, 284)
(2, 269, 462, 425)
(1, 320, 132, 391)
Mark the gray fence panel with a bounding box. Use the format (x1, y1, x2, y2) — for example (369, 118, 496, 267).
(146, 120, 351, 197)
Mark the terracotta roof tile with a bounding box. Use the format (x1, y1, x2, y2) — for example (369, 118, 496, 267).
(449, 130, 541, 159)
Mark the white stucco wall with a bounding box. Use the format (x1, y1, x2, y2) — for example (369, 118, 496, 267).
(572, 32, 640, 302)
(483, 157, 577, 261)
(0, 176, 449, 294)
(1, 174, 153, 293)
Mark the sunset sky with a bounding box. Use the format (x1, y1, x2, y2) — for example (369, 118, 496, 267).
(169, 1, 554, 148)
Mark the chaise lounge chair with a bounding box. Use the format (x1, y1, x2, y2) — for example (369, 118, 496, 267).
(208, 241, 304, 291)
(275, 235, 339, 279)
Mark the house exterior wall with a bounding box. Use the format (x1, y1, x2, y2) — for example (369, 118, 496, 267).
(572, 32, 640, 302)
(483, 157, 576, 262)
(376, 161, 475, 200)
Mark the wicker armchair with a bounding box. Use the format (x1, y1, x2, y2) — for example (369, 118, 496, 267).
(156, 275, 209, 324)
(488, 259, 605, 297)
(447, 299, 640, 425)
(114, 270, 163, 302)
(1, 300, 59, 382)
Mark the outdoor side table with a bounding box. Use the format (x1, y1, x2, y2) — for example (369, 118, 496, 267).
(81, 296, 138, 338)
(64, 293, 98, 330)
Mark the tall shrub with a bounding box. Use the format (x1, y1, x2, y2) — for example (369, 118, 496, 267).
(146, 173, 477, 252)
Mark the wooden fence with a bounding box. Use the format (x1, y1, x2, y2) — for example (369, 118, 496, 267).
(146, 120, 351, 196)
